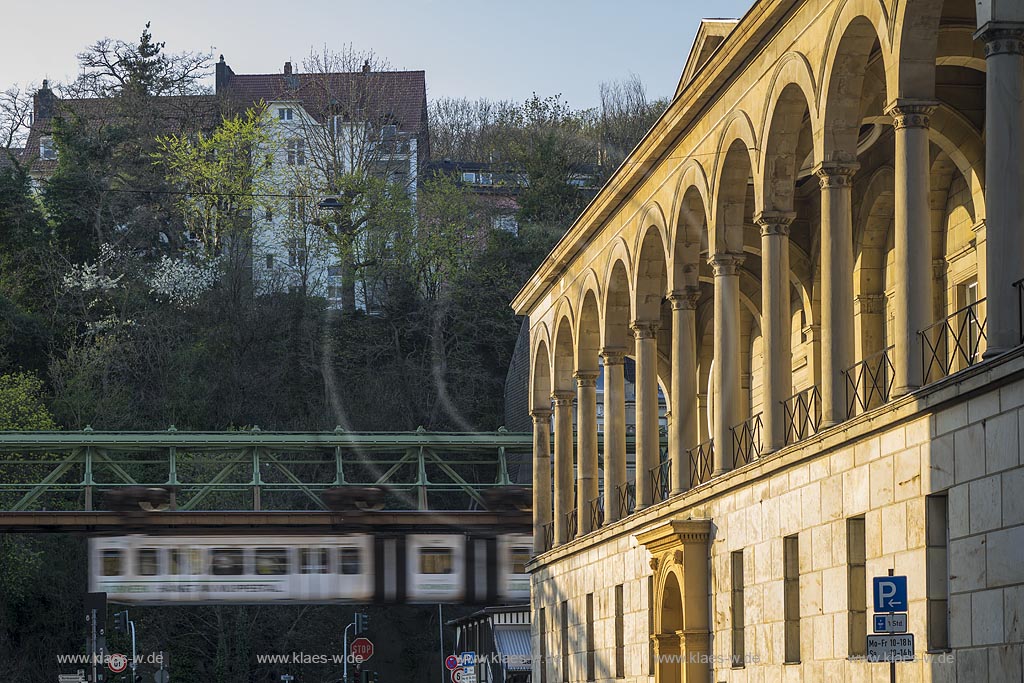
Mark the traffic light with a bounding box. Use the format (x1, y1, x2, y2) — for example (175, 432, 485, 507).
(113, 611, 128, 633)
(355, 611, 369, 634)
(359, 671, 378, 683)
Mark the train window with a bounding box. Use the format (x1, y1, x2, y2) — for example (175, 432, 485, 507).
(211, 548, 244, 575)
(101, 549, 123, 576)
(301, 548, 329, 574)
(169, 548, 202, 575)
(510, 547, 531, 575)
(255, 548, 289, 575)
(419, 548, 453, 575)
(137, 548, 159, 576)
(338, 547, 361, 575)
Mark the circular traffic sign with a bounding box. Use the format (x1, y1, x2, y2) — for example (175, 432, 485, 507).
(445, 655, 460, 670)
(451, 667, 464, 683)
(108, 654, 128, 673)
(351, 636, 374, 663)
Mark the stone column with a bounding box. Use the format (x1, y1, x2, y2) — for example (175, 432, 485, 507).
(601, 350, 627, 522)
(887, 101, 937, 395)
(977, 24, 1024, 357)
(531, 409, 552, 554)
(709, 254, 743, 475)
(552, 392, 574, 545)
(632, 321, 659, 509)
(574, 370, 599, 535)
(668, 288, 700, 493)
(756, 211, 795, 452)
(816, 164, 858, 426)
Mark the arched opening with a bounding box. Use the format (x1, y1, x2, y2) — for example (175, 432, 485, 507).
(656, 571, 684, 683)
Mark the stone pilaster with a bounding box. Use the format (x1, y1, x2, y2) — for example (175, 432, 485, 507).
(816, 163, 858, 426)
(756, 211, 795, 452)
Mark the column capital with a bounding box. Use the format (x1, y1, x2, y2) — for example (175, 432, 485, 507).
(814, 162, 859, 188)
(755, 210, 796, 237)
(530, 409, 552, 422)
(885, 99, 937, 129)
(574, 370, 599, 387)
(854, 293, 886, 315)
(600, 348, 627, 365)
(932, 258, 949, 280)
(668, 286, 701, 310)
(708, 252, 744, 276)
(551, 392, 574, 407)
(630, 321, 659, 339)
(975, 22, 1024, 55)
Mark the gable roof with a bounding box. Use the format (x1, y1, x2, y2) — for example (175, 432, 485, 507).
(217, 62, 428, 139)
(676, 19, 741, 97)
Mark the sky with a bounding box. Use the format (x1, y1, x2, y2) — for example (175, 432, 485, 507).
(2, 0, 755, 109)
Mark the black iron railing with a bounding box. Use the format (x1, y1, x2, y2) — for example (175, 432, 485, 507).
(617, 482, 635, 519)
(687, 439, 714, 487)
(921, 298, 986, 383)
(543, 521, 554, 551)
(844, 346, 895, 418)
(1016, 278, 1024, 345)
(650, 460, 671, 502)
(730, 413, 763, 467)
(566, 507, 578, 541)
(783, 386, 821, 445)
(589, 495, 604, 531)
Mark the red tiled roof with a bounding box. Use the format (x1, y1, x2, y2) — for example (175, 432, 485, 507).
(220, 69, 427, 137)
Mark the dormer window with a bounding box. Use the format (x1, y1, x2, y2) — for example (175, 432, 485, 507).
(39, 136, 57, 160)
(278, 108, 294, 121)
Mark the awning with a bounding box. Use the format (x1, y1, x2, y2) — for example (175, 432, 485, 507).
(494, 628, 531, 672)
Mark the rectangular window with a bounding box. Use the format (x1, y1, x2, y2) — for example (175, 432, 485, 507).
(731, 550, 745, 666)
(301, 548, 328, 574)
(101, 549, 123, 576)
(169, 548, 201, 575)
(561, 600, 569, 683)
(287, 138, 305, 166)
(784, 534, 800, 663)
(327, 264, 343, 278)
(586, 593, 595, 681)
(614, 584, 624, 678)
(137, 548, 159, 576)
(265, 254, 274, 270)
(338, 547, 362, 575)
(848, 517, 867, 656)
(926, 494, 950, 650)
(538, 606, 547, 683)
(278, 107, 294, 121)
(510, 546, 531, 575)
(420, 548, 453, 574)
(255, 548, 289, 575)
(211, 548, 244, 575)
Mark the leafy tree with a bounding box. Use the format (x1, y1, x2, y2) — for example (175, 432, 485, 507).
(0, 372, 57, 430)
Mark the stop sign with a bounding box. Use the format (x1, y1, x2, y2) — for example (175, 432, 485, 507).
(351, 637, 374, 663)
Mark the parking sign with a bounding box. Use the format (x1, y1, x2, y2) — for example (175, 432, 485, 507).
(873, 576, 907, 612)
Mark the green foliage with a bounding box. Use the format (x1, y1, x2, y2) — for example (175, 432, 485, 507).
(0, 372, 57, 430)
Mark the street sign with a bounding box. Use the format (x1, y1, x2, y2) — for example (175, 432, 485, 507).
(873, 575, 908, 612)
(281, 676, 294, 682)
(445, 655, 460, 670)
(452, 666, 477, 683)
(866, 633, 915, 662)
(460, 652, 476, 666)
(351, 637, 374, 663)
(107, 654, 128, 673)
(873, 612, 908, 633)
(58, 674, 86, 683)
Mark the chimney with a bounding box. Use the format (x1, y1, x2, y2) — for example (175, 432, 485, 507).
(34, 79, 54, 121)
(362, 59, 371, 74)
(284, 61, 292, 75)
(215, 55, 234, 93)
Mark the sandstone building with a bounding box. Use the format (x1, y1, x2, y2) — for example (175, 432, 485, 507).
(512, 0, 1024, 680)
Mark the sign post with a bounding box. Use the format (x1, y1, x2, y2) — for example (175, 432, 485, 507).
(869, 570, 913, 683)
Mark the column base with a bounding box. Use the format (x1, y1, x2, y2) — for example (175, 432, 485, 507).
(711, 468, 728, 477)
(983, 346, 1012, 360)
(891, 383, 919, 398)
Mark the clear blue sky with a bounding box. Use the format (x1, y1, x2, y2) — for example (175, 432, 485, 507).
(5, 0, 754, 109)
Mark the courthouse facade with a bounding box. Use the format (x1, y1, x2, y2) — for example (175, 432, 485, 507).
(513, 0, 1024, 680)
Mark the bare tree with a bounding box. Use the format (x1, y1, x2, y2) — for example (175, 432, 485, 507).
(0, 86, 33, 155)
(597, 74, 668, 175)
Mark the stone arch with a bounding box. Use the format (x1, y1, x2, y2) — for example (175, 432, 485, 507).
(761, 55, 819, 213)
(634, 219, 671, 323)
(936, 24, 987, 73)
(603, 243, 634, 352)
(710, 111, 759, 254)
(670, 161, 712, 292)
(929, 105, 985, 220)
(890, 0, 953, 100)
(819, 0, 892, 163)
(552, 301, 576, 394)
(853, 165, 896, 359)
(576, 283, 602, 375)
(530, 327, 552, 413)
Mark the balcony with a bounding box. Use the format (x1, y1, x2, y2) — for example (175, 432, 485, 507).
(844, 346, 895, 419)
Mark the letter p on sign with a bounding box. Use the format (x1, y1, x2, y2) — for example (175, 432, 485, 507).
(873, 576, 908, 611)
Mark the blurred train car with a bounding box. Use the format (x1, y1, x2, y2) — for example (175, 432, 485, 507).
(89, 533, 532, 605)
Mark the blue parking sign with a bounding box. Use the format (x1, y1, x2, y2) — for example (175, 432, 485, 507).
(873, 576, 908, 611)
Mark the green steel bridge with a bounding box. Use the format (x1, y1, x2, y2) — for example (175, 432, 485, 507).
(0, 428, 534, 533)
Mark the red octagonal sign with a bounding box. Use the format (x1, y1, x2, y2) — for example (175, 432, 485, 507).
(351, 637, 374, 663)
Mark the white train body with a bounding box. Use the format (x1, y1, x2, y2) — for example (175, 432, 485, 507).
(88, 533, 531, 605)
